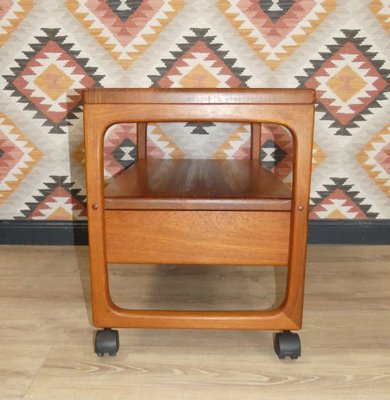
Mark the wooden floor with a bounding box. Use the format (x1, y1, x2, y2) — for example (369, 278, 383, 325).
(0, 245, 389, 399)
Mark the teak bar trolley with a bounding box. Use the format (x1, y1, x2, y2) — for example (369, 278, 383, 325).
(83, 88, 315, 359)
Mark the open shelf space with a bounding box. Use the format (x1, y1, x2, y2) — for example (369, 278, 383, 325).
(104, 159, 291, 211)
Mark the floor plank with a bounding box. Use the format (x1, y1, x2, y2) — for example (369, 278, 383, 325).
(0, 245, 389, 399)
(0, 344, 50, 399)
(23, 346, 390, 400)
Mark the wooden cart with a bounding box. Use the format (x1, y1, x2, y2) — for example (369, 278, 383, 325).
(83, 88, 315, 359)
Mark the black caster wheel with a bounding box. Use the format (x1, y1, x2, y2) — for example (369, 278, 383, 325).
(95, 328, 119, 357)
(274, 331, 301, 359)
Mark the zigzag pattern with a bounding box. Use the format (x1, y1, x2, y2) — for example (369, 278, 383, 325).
(148, 28, 251, 88)
(310, 177, 379, 219)
(0, 0, 33, 47)
(17, 175, 87, 220)
(357, 122, 390, 198)
(66, 0, 184, 69)
(0, 3, 388, 220)
(4, 28, 104, 134)
(369, 0, 390, 34)
(218, 0, 336, 70)
(0, 113, 43, 203)
(296, 29, 390, 136)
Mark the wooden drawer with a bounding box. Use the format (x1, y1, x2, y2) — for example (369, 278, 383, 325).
(104, 210, 290, 266)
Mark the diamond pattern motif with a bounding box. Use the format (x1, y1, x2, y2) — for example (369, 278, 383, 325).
(310, 177, 379, 219)
(218, 0, 336, 70)
(4, 28, 104, 133)
(297, 29, 390, 136)
(66, 0, 184, 69)
(149, 27, 252, 88)
(0, 4, 389, 220)
(16, 176, 87, 220)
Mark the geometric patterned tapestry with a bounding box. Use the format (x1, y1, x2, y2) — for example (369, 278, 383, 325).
(1, 1, 389, 220)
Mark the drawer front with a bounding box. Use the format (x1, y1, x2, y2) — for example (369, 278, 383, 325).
(104, 210, 291, 266)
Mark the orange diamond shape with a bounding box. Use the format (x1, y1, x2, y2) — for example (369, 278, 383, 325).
(34, 64, 74, 101)
(326, 65, 367, 103)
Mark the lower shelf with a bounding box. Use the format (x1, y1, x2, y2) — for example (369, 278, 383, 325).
(105, 209, 291, 265)
(104, 159, 292, 211)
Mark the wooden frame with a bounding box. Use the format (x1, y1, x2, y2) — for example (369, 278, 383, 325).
(83, 88, 315, 331)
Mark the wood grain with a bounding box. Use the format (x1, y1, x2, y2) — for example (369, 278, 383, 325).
(250, 123, 262, 160)
(136, 122, 147, 159)
(0, 246, 389, 399)
(105, 210, 290, 266)
(83, 88, 314, 331)
(0, 344, 50, 398)
(83, 88, 316, 105)
(104, 159, 291, 211)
